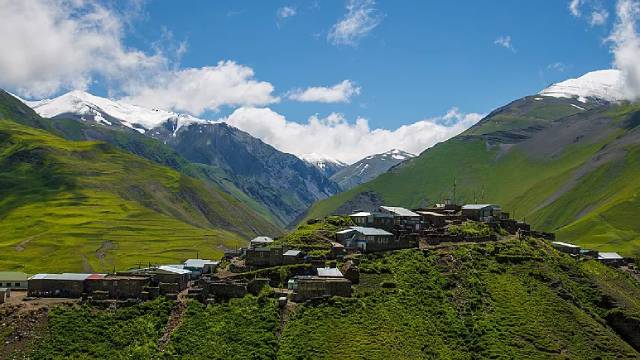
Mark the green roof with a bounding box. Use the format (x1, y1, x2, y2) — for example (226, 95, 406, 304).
(0, 272, 28, 281)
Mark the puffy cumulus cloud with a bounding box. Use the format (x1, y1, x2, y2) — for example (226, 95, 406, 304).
(222, 107, 484, 164)
(494, 35, 516, 52)
(288, 80, 361, 103)
(121, 61, 279, 115)
(0, 0, 164, 98)
(609, 0, 640, 99)
(328, 0, 383, 46)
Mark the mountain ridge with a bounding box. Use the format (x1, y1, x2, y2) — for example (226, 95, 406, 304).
(12, 90, 342, 227)
(304, 71, 640, 256)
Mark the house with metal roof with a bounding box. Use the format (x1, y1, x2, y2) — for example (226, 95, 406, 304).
(0, 272, 28, 290)
(283, 249, 306, 265)
(552, 241, 581, 255)
(461, 204, 502, 222)
(348, 211, 394, 229)
(316, 267, 344, 278)
(335, 226, 410, 252)
(183, 259, 219, 277)
(379, 206, 423, 232)
(597, 252, 624, 265)
(28, 273, 105, 298)
(250, 236, 274, 248)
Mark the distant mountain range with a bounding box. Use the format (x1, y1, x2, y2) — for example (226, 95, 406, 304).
(330, 149, 415, 190)
(306, 69, 640, 257)
(13, 90, 342, 227)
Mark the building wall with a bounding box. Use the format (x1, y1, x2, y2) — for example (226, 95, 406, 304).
(85, 278, 149, 299)
(28, 279, 85, 298)
(294, 278, 351, 301)
(246, 247, 284, 267)
(365, 234, 414, 252)
(0, 280, 27, 290)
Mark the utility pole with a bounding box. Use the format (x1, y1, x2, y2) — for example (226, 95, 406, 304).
(452, 177, 457, 205)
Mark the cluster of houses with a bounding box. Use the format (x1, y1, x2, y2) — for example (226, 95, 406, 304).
(341, 203, 536, 251)
(551, 241, 625, 265)
(0, 258, 219, 304)
(0, 202, 633, 305)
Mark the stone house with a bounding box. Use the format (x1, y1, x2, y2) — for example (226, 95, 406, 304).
(336, 226, 411, 252)
(461, 204, 502, 222)
(28, 273, 104, 298)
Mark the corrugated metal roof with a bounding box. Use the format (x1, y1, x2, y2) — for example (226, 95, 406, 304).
(336, 229, 357, 234)
(29, 273, 103, 281)
(416, 211, 446, 217)
(350, 226, 394, 236)
(552, 241, 580, 248)
(251, 236, 274, 244)
(0, 272, 28, 281)
(184, 259, 218, 268)
(283, 250, 302, 257)
(380, 206, 420, 217)
(316, 268, 343, 277)
(158, 266, 192, 275)
(461, 204, 498, 210)
(349, 211, 372, 217)
(598, 252, 623, 260)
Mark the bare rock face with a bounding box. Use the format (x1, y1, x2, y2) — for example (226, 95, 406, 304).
(333, 191, 384, 216)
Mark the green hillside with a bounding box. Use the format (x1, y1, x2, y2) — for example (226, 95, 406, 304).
(0, 119, 280, 273)
(305, 97, 640, 256)
(0, 90, 282, 227)
(7, 239, 640, 358)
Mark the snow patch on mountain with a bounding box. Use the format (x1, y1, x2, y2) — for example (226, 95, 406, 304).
(539, 69, 627, 103)
(18, 90, 211, 134)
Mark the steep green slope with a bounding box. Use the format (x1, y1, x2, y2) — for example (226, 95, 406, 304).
(0, 90, 282, 227)
(9, 239, 640, 359)
(0, 120, 280, 273)
(306, 97, 640, 255)
(277, 240, 640, 359)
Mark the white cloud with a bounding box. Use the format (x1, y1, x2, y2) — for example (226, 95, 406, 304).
(590, 9, 610, 25)
(328, 0, 383, 46)
(277, 6, 297, 19)
(494, 36, 516, 52)
(608, 0, 640, 99)
(288, 80, 361, 103)
(0, 0, 164, 98)
(547, 62, 567, 72)
(570, 0, 583, 17)
(122, 61, 279, 115)
(223, 107, 484, 164)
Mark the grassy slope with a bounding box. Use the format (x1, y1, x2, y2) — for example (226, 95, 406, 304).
(0, 120, 280, 273)
(13, 239, 640, 359)
(306, 103, 640, 256)
(24, 298, 173, 359)
(164, 297, 279, 359)
(0, 90, 282, 228)
(278, 240, 640, 359)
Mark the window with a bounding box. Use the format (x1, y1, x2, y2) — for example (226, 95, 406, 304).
(15, 282, 21, 287)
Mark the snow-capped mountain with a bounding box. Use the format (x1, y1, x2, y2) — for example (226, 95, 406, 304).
(18, 90, 208, 134)
(12, 90, 341, 226)
(299, 153, 348, 177)
(330, 149, 415, 190)
(539, 69, 628, 103)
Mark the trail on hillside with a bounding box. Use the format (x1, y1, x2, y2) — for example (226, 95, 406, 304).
(157, 290, 188, 352)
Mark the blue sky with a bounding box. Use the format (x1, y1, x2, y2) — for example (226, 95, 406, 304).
(0, 0, 633, 162)
(121, 0, 615, 128)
